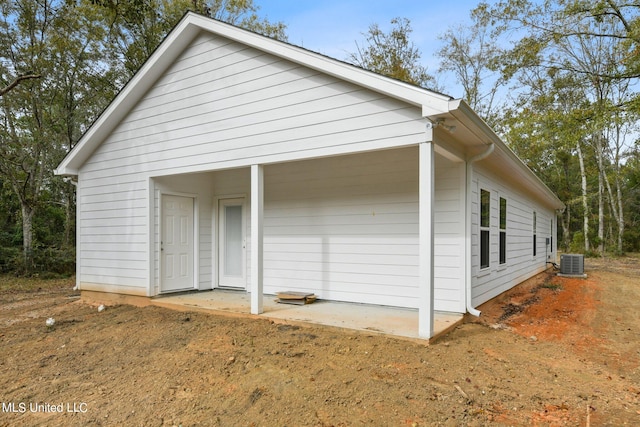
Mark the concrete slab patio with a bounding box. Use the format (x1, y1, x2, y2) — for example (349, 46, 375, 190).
(150, 289, 463, 342)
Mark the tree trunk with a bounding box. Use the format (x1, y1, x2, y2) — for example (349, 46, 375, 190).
(64, 196, 72, 248)
(609, 172, 624, 254)
(576, 142, 590, 252)
(595, 133, 606, 254)
(561, 204, 571, 252)
(21, 203, 35, 272)
(601, 149, 625, 254)
(63, 184, 75, 248)
(617, 176, 624, 253)
(598, 169, 604, 253)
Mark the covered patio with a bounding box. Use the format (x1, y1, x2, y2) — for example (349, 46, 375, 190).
(149, 143, 457, 340)
(150, 290, 463, 342)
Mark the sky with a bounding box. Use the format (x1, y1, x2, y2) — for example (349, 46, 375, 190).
(256, 0, 488, 96)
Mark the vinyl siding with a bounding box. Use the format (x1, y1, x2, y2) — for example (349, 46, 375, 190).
(77, 31, 427, 294)
(199, 148, 464, 310)
(470, 165, 556, 306)
(261, 148, 420, 308)
(433, 159, 465, 312)
(81, 33, 426, 180)
(77, 177, 149, 289)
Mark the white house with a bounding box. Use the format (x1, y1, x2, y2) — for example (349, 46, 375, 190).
(55, 12, 564, 339)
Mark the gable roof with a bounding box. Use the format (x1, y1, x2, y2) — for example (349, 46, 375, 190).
(55, 12, 451, 176)
(55, 12, 563, 211)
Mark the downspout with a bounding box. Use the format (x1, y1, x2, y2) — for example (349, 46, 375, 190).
(465, 143, 494, 317)
(63, 176, 79, 291)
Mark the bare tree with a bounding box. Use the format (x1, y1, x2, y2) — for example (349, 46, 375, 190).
(437, 22, 506, 126)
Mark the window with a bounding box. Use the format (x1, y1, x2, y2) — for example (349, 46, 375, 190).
(499, 197, 507, 265)
(533, 211, 537, 257)
(480, 189, 490, 269)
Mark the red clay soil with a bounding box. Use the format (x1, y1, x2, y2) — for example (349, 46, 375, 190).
(472, 260, 640, 426)
(484, 275, 602, 347)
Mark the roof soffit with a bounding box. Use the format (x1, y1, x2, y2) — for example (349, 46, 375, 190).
(437, 99, 564, 210)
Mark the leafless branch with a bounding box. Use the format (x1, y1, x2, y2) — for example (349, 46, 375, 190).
(0, 73, 41, 97)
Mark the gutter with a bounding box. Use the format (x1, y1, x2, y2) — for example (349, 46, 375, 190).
(63, 176, 78, 187)
(465, 143, 494, 317)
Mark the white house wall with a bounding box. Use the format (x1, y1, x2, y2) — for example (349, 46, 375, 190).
(471, 164, 556, 307)
(261, 148, 420, 308)
(76, 30, 429, 295)
(77, 175, 149, 294)
(200, 148, 464, 311)
(433, 157, 465, 312)
(153, 173, 218, 293)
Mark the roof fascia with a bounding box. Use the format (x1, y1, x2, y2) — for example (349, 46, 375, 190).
(447, 99, 565, 210)
(183, 14, 451, 114)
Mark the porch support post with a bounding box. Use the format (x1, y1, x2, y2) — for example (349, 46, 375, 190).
(418, 138, 435, 339)
(250, 164, 264, 315)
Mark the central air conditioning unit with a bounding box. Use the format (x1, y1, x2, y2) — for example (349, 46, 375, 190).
(560, 254, 584, 276)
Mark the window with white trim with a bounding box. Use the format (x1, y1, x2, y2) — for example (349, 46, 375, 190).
(499, 197, 507, 265)
(533, 211, 537, 257)
(480, 189, 490, 269)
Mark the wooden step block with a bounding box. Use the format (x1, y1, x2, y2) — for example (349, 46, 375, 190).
(276, 291, 317, 305)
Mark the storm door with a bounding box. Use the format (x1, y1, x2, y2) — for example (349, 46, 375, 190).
(218, 198, 246, 288)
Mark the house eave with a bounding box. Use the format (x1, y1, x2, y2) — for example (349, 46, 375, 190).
(54, 165, 77, 177)
(445, 99, 565, 211)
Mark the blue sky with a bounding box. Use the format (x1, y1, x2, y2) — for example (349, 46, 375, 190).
(257, 1, 488, 95)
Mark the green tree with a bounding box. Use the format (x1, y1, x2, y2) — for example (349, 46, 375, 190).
(500, 72, 592, 252)
(96, 0, 287, 77)
(0, 0, 287, 274)
(473, 0, 640, 253)
(1, 0, 60, 270)
(347, 17, 440, 90)
(0, 0, 113, 270)
(622, 152, 640, 251)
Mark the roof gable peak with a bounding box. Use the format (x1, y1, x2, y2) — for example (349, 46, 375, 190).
(56, 12, 450, 176)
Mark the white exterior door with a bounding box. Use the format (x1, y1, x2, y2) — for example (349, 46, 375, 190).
(161, 195, 194, 292)
(218, 198, 246, 288)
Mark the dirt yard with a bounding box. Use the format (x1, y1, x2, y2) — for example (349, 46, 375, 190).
(1, 256, 639, 426)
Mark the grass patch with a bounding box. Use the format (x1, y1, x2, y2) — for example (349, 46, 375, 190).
(0, 275, 75, 293)
(541, 282, 563, 291)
